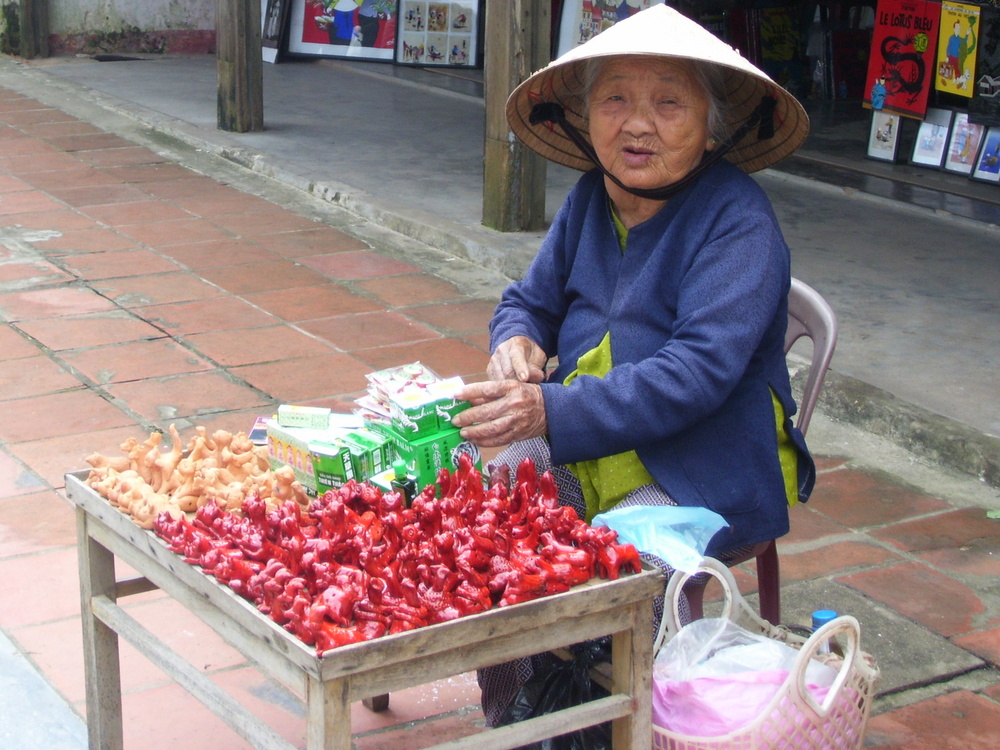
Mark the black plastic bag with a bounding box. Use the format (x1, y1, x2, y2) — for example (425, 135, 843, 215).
(496, 642, 612, 750)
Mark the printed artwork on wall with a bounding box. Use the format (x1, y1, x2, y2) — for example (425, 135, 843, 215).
(864, 0, 941, 120)
(556, 1, 665, 58)
(910, 107, 954, 167)
(396, 1, 479, 66)
(868, 110, 902, 162)
(935, 1, 981, 98)
(288, 0, 399, 61)
(262, 0, 292, 63)
(943, 110, 986, 174)
(969, 6, 1000, 127)
(971, 126, 1000, 182)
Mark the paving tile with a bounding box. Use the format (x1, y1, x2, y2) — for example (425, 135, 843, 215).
(0, 355, 81, 398)
(209, 209, 324, 237)
(78, 199, 192, 226)
(804, 466, 950, 529)
(75, 145, 166, 168)
(58, 247, 182, 280)
(30, 226, 138, 253)
(0, 95, 48, 112)
(44, 133, 138, 152)
(354, 710, 483, 749)
(3, 150, 86, 173)
(301, 249, 421, 280)
(350, 338, 490, 380)
(777, 540, 902, 584)
(233, 353, 372, 402)
(156, 238, 281, 269)
(59, 339, 214, 384)
(14, 311, 165, 350)
(0, 258, 73, 287)
(402, 300, 500, 335)
(838, 561, 983, 637)
(300, 310, 442, 351)
(2, 207, 101, 231)
(116, 217, 236, 246)
(167, 190, 279, 218)
(252, 226, 370, 257)
(182, 324, 336, 367)
(16, 166, 122, 191)
(781, 499, 850, 543)
(99, 162, 195, 183)
(0, 449, 47, 500)
(46, 183, 154, 208)
(0, 190, 67, 215)
(104, 370, 272, 422)
(0, 323, 42, 360)
(0, 107, 78, 126)
(0, 285, 117, 321)
(915, 545, 1000, 577)
(93, 270, 225, 306)
(0, 546, 83, 627)
(137, 175, 230, 200)
(0, 174, 30, 192)
(872, 506, 1000, 552)
(131, 296, 277, 335)
(459, 331, 492, 355)
(0, 389, 133, 443)
(865, 690, 1000, 749)
(0, 489, 78, 556)
(197, 259, 331, 294)
(16, 120, 103, 138)
(355, 273, 467, 308)
(243, 284, 383, 321)
(11, 426, 149, 489)
(952, 628, 1000, 666)
(0, 135, 61, 156)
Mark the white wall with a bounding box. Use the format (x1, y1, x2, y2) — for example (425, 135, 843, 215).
(48, 0, 215, 35)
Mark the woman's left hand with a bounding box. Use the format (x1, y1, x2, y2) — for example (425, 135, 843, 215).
(452, 380, 547, 447)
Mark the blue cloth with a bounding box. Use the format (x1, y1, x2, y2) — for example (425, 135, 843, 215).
(490, 162, 815, 552)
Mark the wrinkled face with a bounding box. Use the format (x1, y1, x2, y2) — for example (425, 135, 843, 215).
(587, 57, 714, 192)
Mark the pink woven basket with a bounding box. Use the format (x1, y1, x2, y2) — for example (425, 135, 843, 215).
(652, 560, 880, 750)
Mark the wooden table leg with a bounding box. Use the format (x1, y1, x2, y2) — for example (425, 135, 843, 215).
(610, 597, 655, 750)
(306, 676, 352, 750)
(77, 509, 124, 750)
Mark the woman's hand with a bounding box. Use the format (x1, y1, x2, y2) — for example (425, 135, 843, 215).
(488, 336, 547, 383)
(453, 380, 547, 447)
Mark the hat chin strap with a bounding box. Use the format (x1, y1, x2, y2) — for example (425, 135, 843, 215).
(529, 95, 777, 201)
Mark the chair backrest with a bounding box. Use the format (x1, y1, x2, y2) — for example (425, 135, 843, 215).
(785, 278, 838, 436)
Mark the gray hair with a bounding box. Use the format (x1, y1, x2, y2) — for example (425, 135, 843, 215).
(581, 56, 733, 145)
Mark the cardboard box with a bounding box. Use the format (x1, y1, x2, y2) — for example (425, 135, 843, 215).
(339, 428, 393, 480)
(266, 415, 363, 495)
(311, 440, 355, 494)
(387, 376, 470, 438)
(369, 422, 481, 491)
(277, 404, 331, 430)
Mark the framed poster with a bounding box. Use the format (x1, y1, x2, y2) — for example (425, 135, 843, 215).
(556, 1, 665, 59)
(969, 6, 1000, 127)
(261, 0, 292, 63)
(943, 110, 986, 174)
(864, 0, 940, 120)
(935, 1, 980, 98)
(396, 1, 479, 66)
(971, 126, 1000, 183)
(910, 107, 954, 168)
(867, 110, 902, 162)
(288, 0, 399, 61)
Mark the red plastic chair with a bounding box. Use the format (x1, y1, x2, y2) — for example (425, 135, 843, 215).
(684, 277, 838, 625)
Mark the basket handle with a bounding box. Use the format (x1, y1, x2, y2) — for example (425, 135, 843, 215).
(656, 557, 756, 654)
(791, 615, 864, 716)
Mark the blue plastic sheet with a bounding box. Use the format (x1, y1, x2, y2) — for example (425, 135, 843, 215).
(591, 505, 729, 573)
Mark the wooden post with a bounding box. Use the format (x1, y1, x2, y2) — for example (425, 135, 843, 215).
(19, 0, 49, 59)
(216, 0, 264, 133)
(482, 0, 550, 232)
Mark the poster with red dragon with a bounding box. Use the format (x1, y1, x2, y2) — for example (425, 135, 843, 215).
(864, 0, 941, 120)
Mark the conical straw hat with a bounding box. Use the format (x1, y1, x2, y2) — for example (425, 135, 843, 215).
(506, 5, 809, 174)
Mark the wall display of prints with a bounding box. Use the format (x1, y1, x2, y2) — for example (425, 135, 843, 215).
(864, 0, 941, 120)
(262, 0, 292, 63)
(935, 1, 981, 98)
(969, 6, 1000, 127)
(910, 106, 954, 167)
(971, 126, 1000, 182)
(943, 110, 986, 174)
(396, 1, 479, 66)
(868, 110, 902, 162)
(556, 1, 665, 58)
(288, 0, 399, 61)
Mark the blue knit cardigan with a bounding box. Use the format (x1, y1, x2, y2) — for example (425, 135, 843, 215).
(490, 162, 815, 553)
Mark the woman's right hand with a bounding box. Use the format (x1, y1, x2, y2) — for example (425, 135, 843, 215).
(488, 336, 548, 383)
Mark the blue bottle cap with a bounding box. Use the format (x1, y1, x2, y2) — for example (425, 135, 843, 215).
(811, 609, 838, 629)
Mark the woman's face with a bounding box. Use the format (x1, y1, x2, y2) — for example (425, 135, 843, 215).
(587, 57, 714, 193)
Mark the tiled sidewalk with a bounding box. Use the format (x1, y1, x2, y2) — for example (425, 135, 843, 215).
(1, 85, 999, 749)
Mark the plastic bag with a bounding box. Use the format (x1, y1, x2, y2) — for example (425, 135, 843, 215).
(653, 619, 837, 736)
(591, 505, 728, 572)
(496, 643, 611, 750)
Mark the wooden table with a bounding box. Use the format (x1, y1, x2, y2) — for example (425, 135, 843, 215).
(67, 470, 664, 750)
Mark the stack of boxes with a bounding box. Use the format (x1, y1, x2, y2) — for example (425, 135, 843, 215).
(265, 363, 481, 498)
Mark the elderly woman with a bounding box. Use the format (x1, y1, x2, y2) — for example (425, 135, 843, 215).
(452, 5, 815, 725)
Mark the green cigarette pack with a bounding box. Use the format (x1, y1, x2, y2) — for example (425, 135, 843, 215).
(368, 422, 481, 492)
